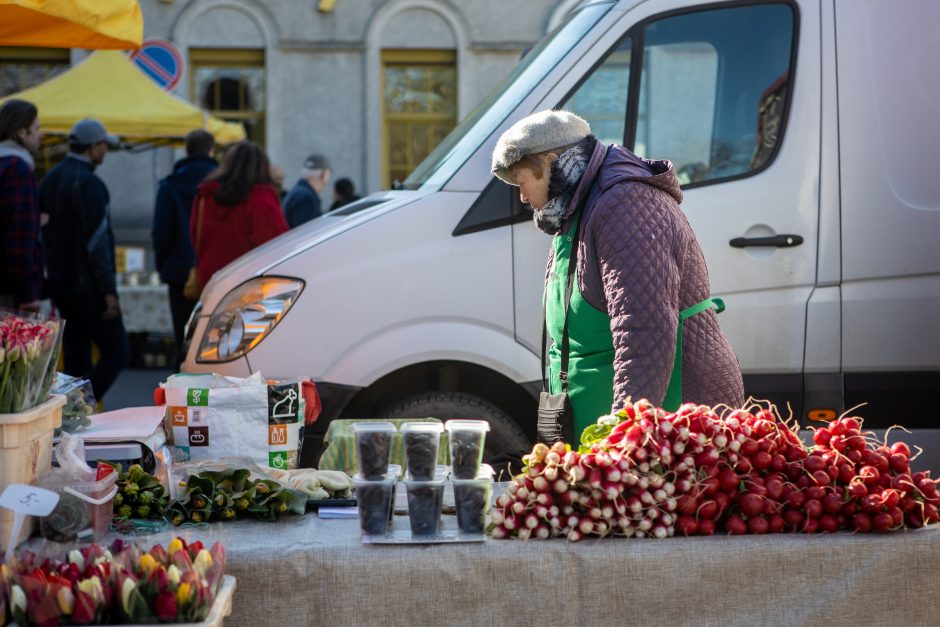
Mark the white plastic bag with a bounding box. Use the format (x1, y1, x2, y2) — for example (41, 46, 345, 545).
(161, 373, 306, 469)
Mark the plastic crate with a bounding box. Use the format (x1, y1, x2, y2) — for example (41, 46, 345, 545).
(0, 394, 65, 549)
(36, 469, 118, 543)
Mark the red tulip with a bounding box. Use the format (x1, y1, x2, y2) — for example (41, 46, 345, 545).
(71, 590, 97, 624)
(155, 591, 178, 621)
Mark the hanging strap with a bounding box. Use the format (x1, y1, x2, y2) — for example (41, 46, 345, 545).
(192, 196, 205, 256)
(661, 297, 726, 409)
(541, 181, 597, 394)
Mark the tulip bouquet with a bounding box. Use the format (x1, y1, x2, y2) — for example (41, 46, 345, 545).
(0, 537, 226, 625)
(0, 311, 63, 413)
(112, 537, 225, 624)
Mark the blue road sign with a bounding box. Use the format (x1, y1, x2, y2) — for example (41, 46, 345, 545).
(131, 39, 183, 91)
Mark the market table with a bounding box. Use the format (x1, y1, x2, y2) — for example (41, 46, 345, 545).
(132, 515, 940, 627)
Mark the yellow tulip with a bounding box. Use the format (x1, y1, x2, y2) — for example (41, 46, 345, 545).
(121, 578, 137, 615)
(176, 582, 192, 606)
(167, 564, 181, 586)
(57, 587, 75, 615)
(167, 538, 184, 556)
(139, 553, 158, 575)
(78, 577, 103, 603)
(11, 585, 27, 613)
(193, 549, 213, 576)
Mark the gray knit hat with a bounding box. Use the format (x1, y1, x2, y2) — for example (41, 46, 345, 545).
(491, 110, 591, 185)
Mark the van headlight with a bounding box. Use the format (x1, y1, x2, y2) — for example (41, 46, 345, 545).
(196, 277, 303, 363)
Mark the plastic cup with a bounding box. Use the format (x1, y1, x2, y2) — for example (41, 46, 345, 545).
(352, 422, 396, 480)
(404, 477, 446, 536)
(401, 422, 444, 481)
(453, 478, 493, 534)
(445, 420, 490, 479)
(353, 475, 396, 536)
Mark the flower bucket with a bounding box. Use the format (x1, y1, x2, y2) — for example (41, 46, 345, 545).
(0, 394, 66, 550)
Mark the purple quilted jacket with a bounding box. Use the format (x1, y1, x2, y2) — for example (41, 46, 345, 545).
(547, 141, 745, 411)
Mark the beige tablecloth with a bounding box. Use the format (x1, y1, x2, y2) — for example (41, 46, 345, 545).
(132, 516, 940, 627)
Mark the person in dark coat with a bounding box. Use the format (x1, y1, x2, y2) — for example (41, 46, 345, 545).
(152, 130, 217, 369)
(283, 153, 331, 228)
(492, 110, 743, 443)
(0, 99, 43, 313)
(40, 118, 128, 401)
(329, 177, 360, 212)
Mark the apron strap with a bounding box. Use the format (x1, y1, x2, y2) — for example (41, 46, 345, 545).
(661, 297, 725, 411)
(541, 179, 600, 394)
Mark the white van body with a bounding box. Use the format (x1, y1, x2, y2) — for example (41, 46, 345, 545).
(183, 0, 940, 467)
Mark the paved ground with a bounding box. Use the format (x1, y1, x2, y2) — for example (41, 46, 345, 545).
(101, 367, 173, 411)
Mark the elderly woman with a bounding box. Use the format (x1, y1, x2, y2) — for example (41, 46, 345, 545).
(492, 110, 744, 443)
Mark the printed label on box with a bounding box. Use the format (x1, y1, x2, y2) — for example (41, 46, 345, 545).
(268, 451, 289, 469)
(188, 426, 210, 447)
(268, 384, 299, 424)
(171, 406, 188, 426)
(170, 426, 186, 446)
(189, 408, 207, 426)
(269, 424, 288, 446)
(187, 388, 209, 406)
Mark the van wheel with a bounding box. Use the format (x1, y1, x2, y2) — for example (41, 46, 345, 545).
(378, 392, 530, 458)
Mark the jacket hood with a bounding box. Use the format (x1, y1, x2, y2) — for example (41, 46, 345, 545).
(165, 156, 217, 189)
(0, 140, 34, 169)
(596, 144, 683, 204)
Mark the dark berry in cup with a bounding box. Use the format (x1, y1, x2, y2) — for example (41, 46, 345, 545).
(352, 422, 396, 480)
(353, 476, 395, 536)
(405, 479, 445, 536)
(445, 420, 489, 479)
(402, 422, 443, 480)
(453, 479, 492, 534)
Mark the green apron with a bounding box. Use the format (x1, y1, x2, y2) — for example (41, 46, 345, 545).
(546, 210, 725, 441)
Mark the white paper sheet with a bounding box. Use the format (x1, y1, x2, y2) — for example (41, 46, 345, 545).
(58, 406, 166, 442)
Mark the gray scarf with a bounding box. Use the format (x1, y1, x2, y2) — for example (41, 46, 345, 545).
(532, 135, 597, 235)
(0, 139, 34, 169)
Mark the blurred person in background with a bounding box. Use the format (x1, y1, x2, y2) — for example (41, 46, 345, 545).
(329, 177, 360, 212)
(191, 141, 289, 287)
(283, 153, 331, 227)
(152, 129, 218, 370)
(40, 118, 128, 400)
(270, 163, 286, 201)
(0, 99, 43, 313)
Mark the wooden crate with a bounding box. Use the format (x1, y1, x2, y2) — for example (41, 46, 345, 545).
(0, 394, 65, 549)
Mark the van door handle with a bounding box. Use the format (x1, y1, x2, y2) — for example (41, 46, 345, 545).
(729, 234, 804, 248)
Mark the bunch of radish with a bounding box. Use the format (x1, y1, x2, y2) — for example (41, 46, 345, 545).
(488, 399, 939, 540)
(804, 419, 940, 532)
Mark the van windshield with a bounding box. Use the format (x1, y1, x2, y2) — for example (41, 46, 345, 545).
(401, 2, 614, 190)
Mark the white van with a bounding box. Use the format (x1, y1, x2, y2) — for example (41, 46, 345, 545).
(182, 0, 940, 466)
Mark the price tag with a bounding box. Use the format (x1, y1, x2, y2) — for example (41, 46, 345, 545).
(0, 484, 59, 517)
(1, 484, 60, 561)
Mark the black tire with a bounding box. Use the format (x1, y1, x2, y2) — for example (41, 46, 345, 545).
(378, 392, 530, 459)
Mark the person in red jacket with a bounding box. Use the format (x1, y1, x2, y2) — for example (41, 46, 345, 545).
(191, 141, 289, 286)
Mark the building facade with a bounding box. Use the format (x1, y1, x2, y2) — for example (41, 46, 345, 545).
(3, 0, 578, 252)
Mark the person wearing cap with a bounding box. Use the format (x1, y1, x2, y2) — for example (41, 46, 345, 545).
(39, 117, 128, 401)
(283, 153, 331, 228)
(0, 99, 44, 313)
(152, 129, 218, 370)
(491, 110, 744, 444)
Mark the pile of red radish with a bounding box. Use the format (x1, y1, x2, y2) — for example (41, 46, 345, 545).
(488, 399, 939, 540)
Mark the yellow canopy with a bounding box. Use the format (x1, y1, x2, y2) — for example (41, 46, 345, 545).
(0, 51, 246, 145)
(0, 0, 143, 50)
